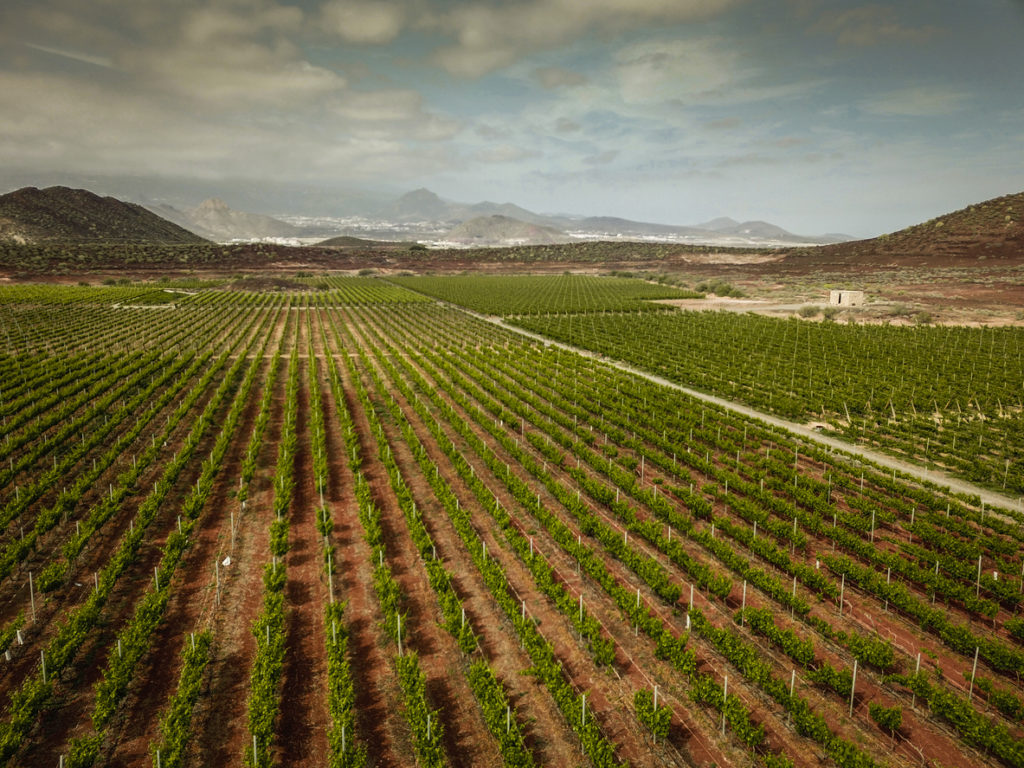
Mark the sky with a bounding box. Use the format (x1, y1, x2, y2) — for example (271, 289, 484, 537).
(0, 0, 1022, 237)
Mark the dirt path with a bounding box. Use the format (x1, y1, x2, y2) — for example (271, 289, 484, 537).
(102, 346, 271, 766)
(354, 313, 736, 768)
(450, 340, 962, 767)
(459, 329, 1023, 765)
(360, 356, 589, 767)
(12, 382, 234, 766)
(340, 315, 505, 768)
(190, 348, 284, 767)
(446, 307, 1024, 514)
(277, 338, 331, 764)
(317, 316, 411, 767)
(361, 307, 924, 768)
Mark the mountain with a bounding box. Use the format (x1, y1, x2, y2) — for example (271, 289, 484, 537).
(384, 188, 849, 246)
(187, 198, 302, 240)
(144, 198, 302, 241)
(389, 188, 454, 222)
(697, 216, 850, 243)
(467, 201, 556, 227)
(786, 191, 1024, 265)
(697, 216, 741, 231)
(0, 186, 208, 244)
(442, 215, 570, 246)
(569, 216, 706, 238)
(317, 235, 408, 247)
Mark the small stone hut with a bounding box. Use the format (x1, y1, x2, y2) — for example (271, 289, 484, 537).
(829, 290, 865, 307)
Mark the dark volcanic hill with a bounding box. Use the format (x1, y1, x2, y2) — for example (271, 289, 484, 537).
(785, 191, 1024, 266)
(317, 235, 407, 247)
(0, 186, 208, 244)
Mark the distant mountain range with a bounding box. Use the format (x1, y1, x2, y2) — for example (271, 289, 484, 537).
(0, 186, 207, 244)
(145, 198, 303, 241)
(1, 183, 1020, 270)
(443, 215, 569, 246)
(375, 188, 851, 247)
(0, 183, 859, 249)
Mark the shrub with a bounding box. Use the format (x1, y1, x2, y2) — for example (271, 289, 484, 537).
(868, 702, 902, 736)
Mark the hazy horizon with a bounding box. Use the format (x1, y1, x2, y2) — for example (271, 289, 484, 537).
(2, 0, 1023, 238)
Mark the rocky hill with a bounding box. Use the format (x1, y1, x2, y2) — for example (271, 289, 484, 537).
(442, 215, 570, 246)
(786, 191, 1024, 266)
(317, 235, 408, 247)
(0, 186, 208, 244)
(146, 198, 302, 241)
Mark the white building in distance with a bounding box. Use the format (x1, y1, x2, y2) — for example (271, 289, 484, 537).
(829, 290, 865, 306)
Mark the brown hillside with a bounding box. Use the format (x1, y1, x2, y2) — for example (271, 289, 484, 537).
(784, 191, 1024, 266)
(0, 186, 209, 244)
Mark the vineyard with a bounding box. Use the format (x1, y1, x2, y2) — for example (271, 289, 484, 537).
(0, 278, 1023, 768)
(511, 310, 1024, 495)
(388, 274, 702, 314)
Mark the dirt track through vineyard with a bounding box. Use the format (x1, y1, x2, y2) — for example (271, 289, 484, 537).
(447, 306, 1024, 515)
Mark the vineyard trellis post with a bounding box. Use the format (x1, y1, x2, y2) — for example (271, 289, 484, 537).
(912, 653, 921, 709)
(968, 646, 979, 699)
(721, 675, 728, 734)
(849, 659, 857, 716)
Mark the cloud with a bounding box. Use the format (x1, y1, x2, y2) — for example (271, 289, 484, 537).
(610, 38, 821, 108)
(614, 38, 747, 104)
(476, 144, 541, 163)
(707, 117, 742, 130)
(331, 89, 461, 140)
(861, 86, 968, 117)
(432, 0, 741, 77)
(812, 5, 940, 47)
(555, 117, 581, 133)
(474, 123, 510, 139)
(768, 136, 809, 148)
(320, 1, 405, 44)
(23, 43, 113, 68)
(584, 149, 618, 165)
(179, 3, 304, 45)
(0, 67, 455, 185)
(532, 66, 587, 89)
